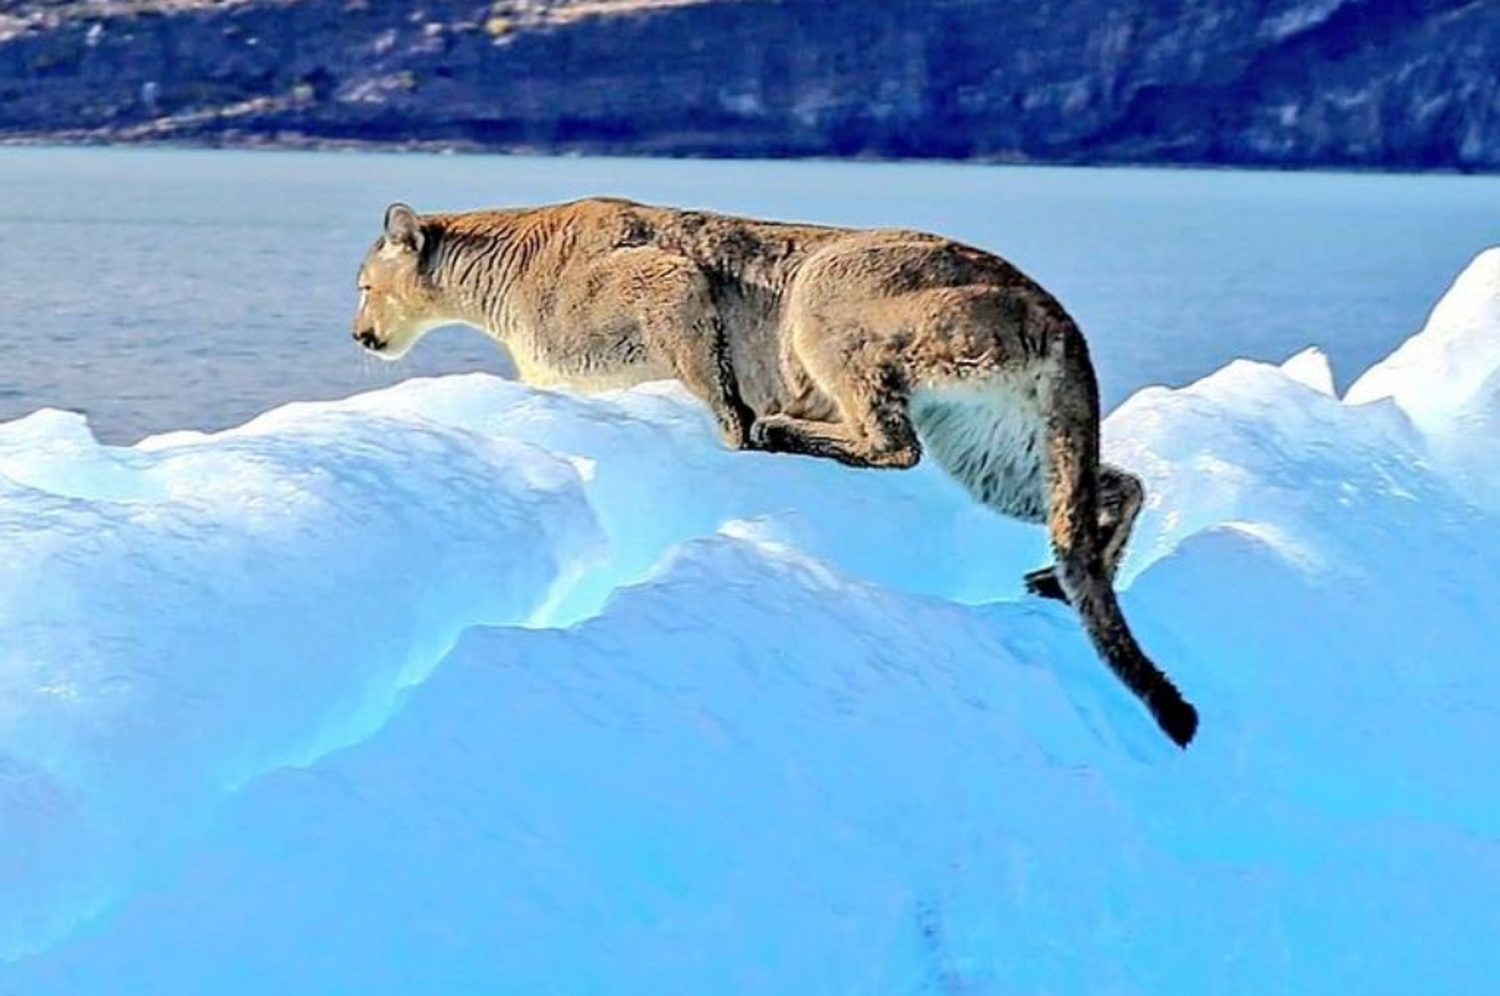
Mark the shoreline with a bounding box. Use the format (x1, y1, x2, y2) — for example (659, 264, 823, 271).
(1, 132, 1495, 178)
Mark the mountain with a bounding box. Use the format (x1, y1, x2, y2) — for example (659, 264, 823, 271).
(0, 0, 1495, 170)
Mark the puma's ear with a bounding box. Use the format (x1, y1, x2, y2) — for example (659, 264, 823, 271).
(383, 202, 424, 254)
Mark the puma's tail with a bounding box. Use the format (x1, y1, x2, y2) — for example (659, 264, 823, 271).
(1047, 327, 1199, 748)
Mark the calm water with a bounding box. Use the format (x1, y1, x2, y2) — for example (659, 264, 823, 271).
(3, 146, 1497, 443)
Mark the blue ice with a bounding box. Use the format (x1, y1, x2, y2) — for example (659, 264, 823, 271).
(2, 250, 1498, 993)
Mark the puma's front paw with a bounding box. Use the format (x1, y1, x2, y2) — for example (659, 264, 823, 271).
(718, 402, 758, 451)
(721, 422, 751, 451)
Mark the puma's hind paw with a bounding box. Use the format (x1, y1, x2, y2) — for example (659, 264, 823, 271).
(1023, 566, 1068, 602)
(747, 414, 800, 453)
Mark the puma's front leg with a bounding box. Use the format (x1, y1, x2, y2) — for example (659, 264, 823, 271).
(661, 327, 756, 449)
(615, 248, 758, 450)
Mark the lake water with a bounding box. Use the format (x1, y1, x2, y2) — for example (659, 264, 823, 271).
(2, 146, 1497, 443)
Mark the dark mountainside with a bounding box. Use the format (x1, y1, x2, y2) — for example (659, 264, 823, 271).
(0, 0, 1495, 170)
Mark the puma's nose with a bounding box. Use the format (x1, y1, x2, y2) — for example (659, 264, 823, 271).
(352, 328, 381, 349)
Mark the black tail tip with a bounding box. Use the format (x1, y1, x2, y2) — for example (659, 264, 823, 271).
(1149, 686, 1199, 749)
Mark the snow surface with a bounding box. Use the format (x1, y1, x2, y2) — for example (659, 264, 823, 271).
(2, 250, 1499, 993)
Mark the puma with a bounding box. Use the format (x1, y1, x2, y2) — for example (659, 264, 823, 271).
(352, 198, 1199, 747)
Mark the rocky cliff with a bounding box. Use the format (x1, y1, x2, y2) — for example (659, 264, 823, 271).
(0, 0, 1495, 170)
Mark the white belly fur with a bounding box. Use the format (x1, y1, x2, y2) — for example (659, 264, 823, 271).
(911, 370, 1051, 522)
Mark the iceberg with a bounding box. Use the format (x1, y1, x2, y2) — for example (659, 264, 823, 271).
(1347, 246, 1500, 509)
(2, 250, 1498, 993)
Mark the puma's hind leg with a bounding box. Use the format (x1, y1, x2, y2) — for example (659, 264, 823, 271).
(1025, 463, 1144, 601)
(749, 392, 922, 469)
(749, 323, 922, 469)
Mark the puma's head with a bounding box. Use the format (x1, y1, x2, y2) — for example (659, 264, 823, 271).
(351, 203, 448, 359)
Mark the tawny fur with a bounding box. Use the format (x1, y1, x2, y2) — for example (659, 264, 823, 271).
(352, 198, 1198, 747)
